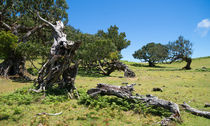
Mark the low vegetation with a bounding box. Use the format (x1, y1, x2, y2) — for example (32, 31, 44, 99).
(0, 57, 210, 125)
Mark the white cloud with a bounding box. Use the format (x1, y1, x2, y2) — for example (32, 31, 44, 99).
(196, 19, 210, 37)
(197, 19, 210, 28)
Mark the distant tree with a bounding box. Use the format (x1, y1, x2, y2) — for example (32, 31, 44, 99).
(133, 42, 168, 67)
(167, 36, 193, 70)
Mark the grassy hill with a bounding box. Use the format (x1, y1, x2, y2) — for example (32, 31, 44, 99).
(0, 57, 210, 126)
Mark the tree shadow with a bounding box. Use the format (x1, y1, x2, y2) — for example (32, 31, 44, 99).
(130, 63, 166, 68)
(146, 68, 183, 71)
(10, 76, 33, 83)
(45, 86, 68, 96)
(77, 68, 107, 78)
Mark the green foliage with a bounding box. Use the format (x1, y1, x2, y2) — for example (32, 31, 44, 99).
(0, 0, 69, 66)
(77, 34, 116, 64)
(78, 89, 171, 117)
(133, 42, 168, 66)
(96, 25, 130, 52)
(72, 25, 130, 74)
(0, 31, 19, 59)
(27, 68, 39, 76)
(168, 35, 192, 60)
(17, 41, 50, 61)
(0, 86, 69, 121)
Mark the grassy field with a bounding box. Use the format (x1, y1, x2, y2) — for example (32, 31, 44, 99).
(0, 57, 210, 126)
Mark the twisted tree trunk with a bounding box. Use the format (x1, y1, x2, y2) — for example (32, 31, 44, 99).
(0, 52, 26, 78)
(32, 13, 81, 94)
(148, 61, 155, 67)
(98, 60, 135, 78)
(0, 20, 46, 78)
(182, 57, 192, 70)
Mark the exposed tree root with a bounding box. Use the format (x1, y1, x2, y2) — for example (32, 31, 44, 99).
(87, 83, 181, 126)
(181, 102, 210, 119)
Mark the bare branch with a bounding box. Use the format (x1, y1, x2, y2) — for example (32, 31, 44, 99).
(0, 21, 11, 30)
(181, 102, 210, 119)
(21, 24, 46, 42)
(37, 12, 55, 30)
(36, 111, 62, 116)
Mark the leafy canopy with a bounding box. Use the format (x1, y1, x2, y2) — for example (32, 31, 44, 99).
(168, 35, 192, 60)
(0, 31, 19, 59)
(133, 42, 168, 66)
(96, 25, 130, 52)
(0, 0, 69, 62)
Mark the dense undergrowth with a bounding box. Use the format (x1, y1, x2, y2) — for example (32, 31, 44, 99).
(0, 86, 171, 124)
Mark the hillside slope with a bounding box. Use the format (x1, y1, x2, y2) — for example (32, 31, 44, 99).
(0, 57, 210, 126)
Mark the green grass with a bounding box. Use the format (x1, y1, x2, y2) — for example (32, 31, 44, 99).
(0, 57, 210, 125)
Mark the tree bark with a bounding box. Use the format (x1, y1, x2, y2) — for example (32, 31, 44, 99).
(182, 57, 192, 70)
(148, 61, 155, 67)
(98, 60, 135, 78)
(87, 83, 181, 125)
(32, 13, 81, 94)
(181, 102, 210, 119)
(0, 21, 46, 78)
(0, 52, 27, 78)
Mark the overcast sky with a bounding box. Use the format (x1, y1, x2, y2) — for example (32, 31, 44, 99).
(67, 0, 210, 62)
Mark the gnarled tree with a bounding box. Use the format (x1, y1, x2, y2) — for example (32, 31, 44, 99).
(168, 36, 193, 70)
(32, 13, 81, 94)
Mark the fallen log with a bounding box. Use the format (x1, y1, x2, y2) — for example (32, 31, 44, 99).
(181, 102, 210, 119)
(87, 83, 181, 126)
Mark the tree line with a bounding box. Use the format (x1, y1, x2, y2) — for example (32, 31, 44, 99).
(0, 0, 192, 78)
(133, 36, 193, 69)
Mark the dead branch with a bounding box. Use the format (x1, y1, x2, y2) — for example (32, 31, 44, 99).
(181, 102, 210, 119)
(36, 111, 62, 116)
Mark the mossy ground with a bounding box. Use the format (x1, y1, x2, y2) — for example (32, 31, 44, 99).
(0, 57, 210, 126)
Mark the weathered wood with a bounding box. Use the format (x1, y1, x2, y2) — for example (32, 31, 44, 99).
(36, 111, 62, 116)
(32, 13, 81, 95)
(87, 83, 181, 125)
(181, 102, 210, 119)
